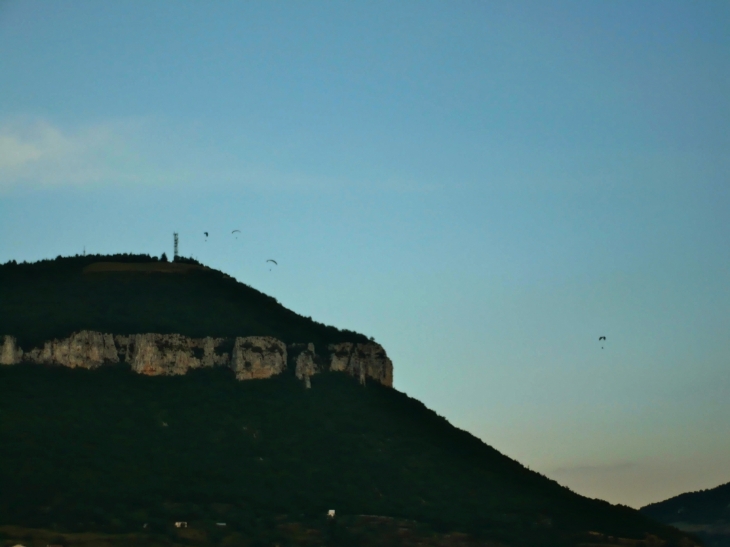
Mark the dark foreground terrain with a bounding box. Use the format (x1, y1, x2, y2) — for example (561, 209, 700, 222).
(0, 364, 695, 547)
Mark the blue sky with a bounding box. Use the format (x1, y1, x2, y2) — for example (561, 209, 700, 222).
(1, 0, 728, 507)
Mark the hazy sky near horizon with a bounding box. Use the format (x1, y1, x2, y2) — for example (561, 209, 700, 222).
(1, 1, 728, 508)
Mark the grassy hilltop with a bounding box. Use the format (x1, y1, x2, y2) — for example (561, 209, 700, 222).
(0, 255, 699, 547)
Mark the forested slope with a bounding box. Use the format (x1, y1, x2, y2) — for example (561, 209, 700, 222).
(0, 254, 368, 349)
(0, 364, 692, 547)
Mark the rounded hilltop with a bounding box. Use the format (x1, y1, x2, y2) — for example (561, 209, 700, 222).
(0, 253, 370, 350)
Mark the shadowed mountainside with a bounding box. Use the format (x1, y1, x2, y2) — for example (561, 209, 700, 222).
(0, 254, 700, 547)
(0, 364, 696, 547)
(642, 482, 730, 547)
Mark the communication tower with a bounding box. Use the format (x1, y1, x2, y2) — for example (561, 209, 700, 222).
(173, 232, 179, 260)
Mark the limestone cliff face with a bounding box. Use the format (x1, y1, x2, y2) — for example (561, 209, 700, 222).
(231, 337, 287, 380)
(114, 333, 230, 376)
(23, 331, 118, 369)
(1, 335, 23, 365)
(294, 343, 318, 389)
(0, 332, 393, 387)
(329, 342, 393, 387)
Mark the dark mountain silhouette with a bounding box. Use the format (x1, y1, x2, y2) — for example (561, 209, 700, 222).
(642, 481, 730, 547)
(0, 254, 700, 546)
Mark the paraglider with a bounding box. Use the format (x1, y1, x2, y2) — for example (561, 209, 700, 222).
(232, 229, 241, 240)
(266, 259, 277, 271)
(204, 232, 209, 241)
(599, 336, 606, 349)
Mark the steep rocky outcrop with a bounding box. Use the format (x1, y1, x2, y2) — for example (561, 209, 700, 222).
(114, 333, 229, 376)
(0, 332, 393, 387)
(21, 331, 118, 369)
(231, 336, 287, 380)
(329, 342, 393, 387)
(1, 335, 23, 365)
(294, 343, 318, 389)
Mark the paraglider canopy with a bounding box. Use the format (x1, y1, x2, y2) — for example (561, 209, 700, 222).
(266, 259, 278, 265)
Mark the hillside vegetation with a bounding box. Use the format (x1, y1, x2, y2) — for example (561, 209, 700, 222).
(0, 254, 368, 349)
(0, 364, 692, 547)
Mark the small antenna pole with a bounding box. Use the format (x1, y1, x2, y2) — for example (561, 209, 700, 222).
(173, 232, 179, 261)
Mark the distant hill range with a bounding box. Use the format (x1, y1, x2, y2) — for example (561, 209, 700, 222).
(0, 254, 701, 547)
(642, 482, 730, 547)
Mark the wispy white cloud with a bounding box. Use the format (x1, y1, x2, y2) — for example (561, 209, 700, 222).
(545, 455, 730, 508)
(0, 117, 155, 191)
(0, 117, 441, 195)
(551, 461, 638, 475)
(0, 133, 43, 168)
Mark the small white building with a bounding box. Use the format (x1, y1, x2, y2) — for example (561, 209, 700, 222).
(327, 509, 335, 518)
(174, 521, 188, 528)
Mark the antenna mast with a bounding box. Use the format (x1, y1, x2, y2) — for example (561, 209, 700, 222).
(173, 232, 179, 261)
